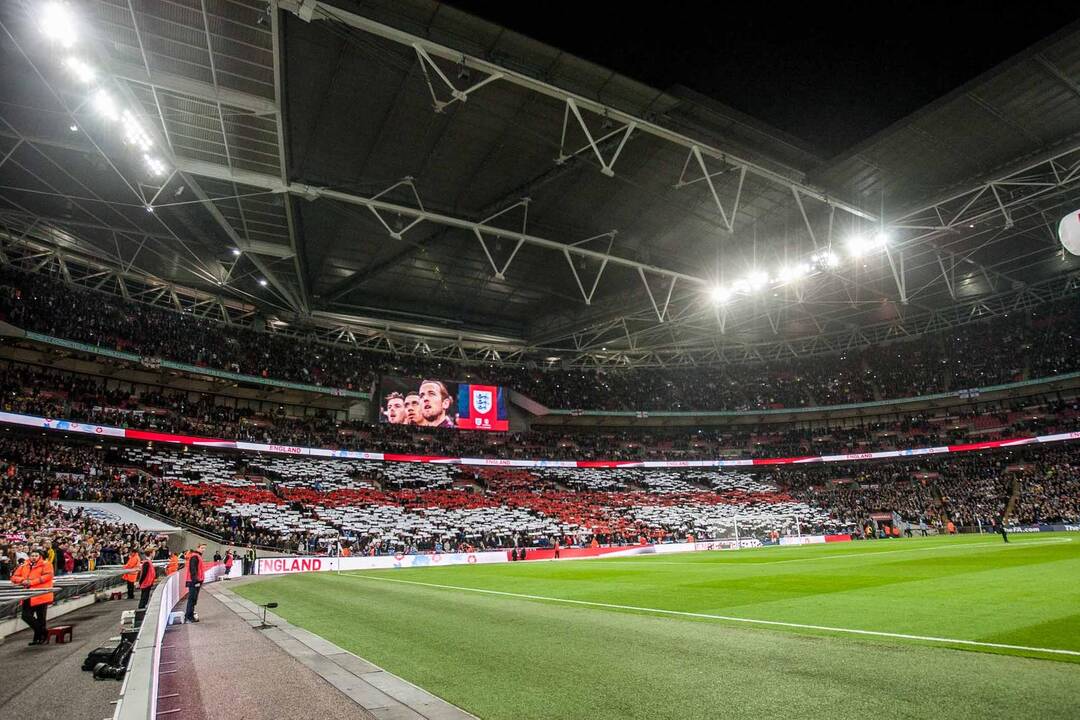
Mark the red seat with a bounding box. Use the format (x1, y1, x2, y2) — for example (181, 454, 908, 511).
(47, 625, 73, 643)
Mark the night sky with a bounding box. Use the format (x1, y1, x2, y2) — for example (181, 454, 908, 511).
(448, 1, 1079, 156)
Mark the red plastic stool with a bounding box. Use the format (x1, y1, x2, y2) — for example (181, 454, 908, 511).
(47, 625, 73, 644)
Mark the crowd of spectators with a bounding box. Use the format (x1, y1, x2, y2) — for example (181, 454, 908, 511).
(0, 442, 169, 581)
(0, 437, 274, 559)
(2, 266, 1078, 412)
(1012, 454, 1080, 524)
(2, 431, 1078, 558)
(777, 445, 1080, 529)
(2, 361, 1077, 462)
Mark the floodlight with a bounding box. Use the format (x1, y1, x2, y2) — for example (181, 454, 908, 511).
(91, 89, 119, 121)
(143, 154, 167, 177)
(846, 234, 869, 257)
(745, 271, 768, 291)
(123, 110, 154, 151)
(62, 56, 95, 83)
(258, 278, 268, 286)
(708, 286, 731, 304)
(40, 2, 78, 49)
(778, 264, 809, 284)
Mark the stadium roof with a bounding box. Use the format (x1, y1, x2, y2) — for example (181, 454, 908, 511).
(1, 0, 1078, 368)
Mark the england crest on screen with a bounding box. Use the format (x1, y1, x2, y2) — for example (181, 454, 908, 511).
(473, 389, 492, 413)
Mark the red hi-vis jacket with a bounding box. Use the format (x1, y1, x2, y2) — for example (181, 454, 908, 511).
(138, 560, 157, 590)
(11, 559, 54, 606)
(184, 551, 205, 585)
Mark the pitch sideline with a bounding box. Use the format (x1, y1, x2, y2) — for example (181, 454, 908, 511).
(342, 566, 1080, 659)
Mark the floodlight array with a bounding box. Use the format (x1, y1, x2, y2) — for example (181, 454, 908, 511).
(41, 2, 170, 180)
(707, 232, 890, 306)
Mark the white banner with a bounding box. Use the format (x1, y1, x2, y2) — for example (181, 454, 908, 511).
(52, 501, 180, 533)
(779, 535, 827, 546)
(256, 551, 510, 575)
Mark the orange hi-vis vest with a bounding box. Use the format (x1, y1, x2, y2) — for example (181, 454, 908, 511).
(122, 552, 140, 583)
(11, 559, 54, 606)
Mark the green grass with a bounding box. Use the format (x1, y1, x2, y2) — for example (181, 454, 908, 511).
(236, 534, 1080, 719)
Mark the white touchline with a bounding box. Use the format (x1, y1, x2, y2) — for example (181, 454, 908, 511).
(344, 571, 1080, 658)
(576, 537, 1074, 567)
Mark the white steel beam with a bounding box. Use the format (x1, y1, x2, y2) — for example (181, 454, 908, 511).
(105, 59, 278, 115)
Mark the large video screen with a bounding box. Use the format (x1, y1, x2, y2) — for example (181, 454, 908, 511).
(377, 376, 509, 431)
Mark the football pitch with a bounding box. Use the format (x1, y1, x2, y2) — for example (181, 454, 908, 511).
(235, 534, 1080, 719)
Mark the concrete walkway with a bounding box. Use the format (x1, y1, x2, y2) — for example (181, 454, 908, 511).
(208, 584, 477, 720)
(154, 585, 373, 720)
(0, 596, 137, 720)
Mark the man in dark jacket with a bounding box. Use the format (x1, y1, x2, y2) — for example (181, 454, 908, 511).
(184, 544, 205, 623)
(136, 549, 157, 609)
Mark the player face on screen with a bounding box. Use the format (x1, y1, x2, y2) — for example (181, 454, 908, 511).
(419, 380, 453, 427)
(383, 392, 406, 424)
(404, 393, 422, 425)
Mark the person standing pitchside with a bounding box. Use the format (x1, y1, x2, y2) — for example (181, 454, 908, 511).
(122, 546, 140, 600)
(997, 513, 1010, 544)
(10, 548, 54, 645)
(136, 548, 157, 609)
(184, 543, 206, 623)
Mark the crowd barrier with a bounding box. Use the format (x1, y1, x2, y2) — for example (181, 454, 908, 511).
(2, 410, 1077, 469)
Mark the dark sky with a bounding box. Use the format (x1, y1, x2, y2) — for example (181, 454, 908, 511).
(447, 1, 1079, 156)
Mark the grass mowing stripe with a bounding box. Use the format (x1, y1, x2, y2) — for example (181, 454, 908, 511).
(575, 536, 1074, 567)
(344, 571, 1080, 657)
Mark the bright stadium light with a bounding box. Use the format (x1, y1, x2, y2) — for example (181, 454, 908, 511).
(744, 270, 768, 291)
(62, 56, 95, 83)
(731, 278, 750, 294)
(777, 263, 810, 284)
(40, 2, 78, 49)
(231, 248, 242, 256)
(848, 231, 889, 257)
(812, 249, 841, 269)
(846, 234, 869, 257)
(143, 154, 167, 177)
(708, 286, 732, 304)
(91, 89, 119, 121)
(122, 110, 154, 151)
(258, 278, 268, 286)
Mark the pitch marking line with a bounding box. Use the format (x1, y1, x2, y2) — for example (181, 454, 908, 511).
(578, 537, 1074, 567)
(344, 570, 1080, 658)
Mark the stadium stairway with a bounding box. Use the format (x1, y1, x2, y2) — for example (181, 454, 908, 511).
(1003, 476, 1023, 523)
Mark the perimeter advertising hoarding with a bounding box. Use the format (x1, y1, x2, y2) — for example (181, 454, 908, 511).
(376, 376, 509, 431)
